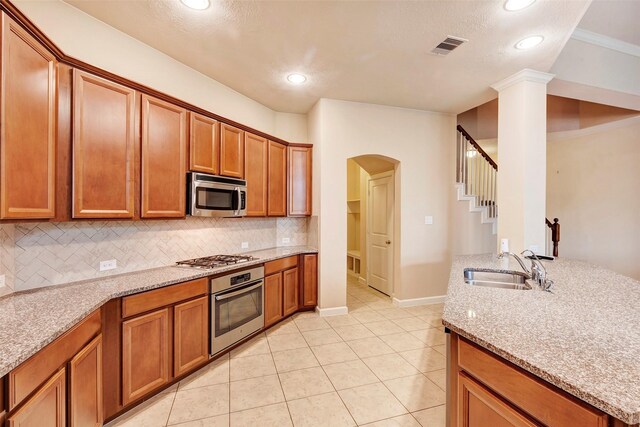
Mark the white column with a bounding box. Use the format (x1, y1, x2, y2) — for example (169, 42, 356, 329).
(491, 69, 554, 254)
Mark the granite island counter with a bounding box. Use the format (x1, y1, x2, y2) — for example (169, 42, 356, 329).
(443, 254, 640, 425)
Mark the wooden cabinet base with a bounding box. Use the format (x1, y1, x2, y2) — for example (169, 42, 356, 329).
(6, 368, 66, 427)
(449, 332, 620, 427)
(69, 335, 103, 427)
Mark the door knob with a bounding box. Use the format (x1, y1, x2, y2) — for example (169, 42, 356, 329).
(385, 240, 391, 245)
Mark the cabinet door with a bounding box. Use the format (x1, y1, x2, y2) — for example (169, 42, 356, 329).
(264, 274, 283, 327)
(0, 13, 56, 219)
(69, 335, 103, 427)
(458, 373, 537, 427)
(7, 368, 65, 427)
(141, 94, 187, 218)
(244, 132, 268, 216)
(122, 308, 170, 405)
(267, 141, 287, 216)
(219, 123, 244, 178)
(189, 112, 219, 174)
(283, 267, 299, 316)
(174, 296, 209, 377)
(288, 146, 312, 216)
(302, 254, 318, 307)
(73, 70, 136, 218)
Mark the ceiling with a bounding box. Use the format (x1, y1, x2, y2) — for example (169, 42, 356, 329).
(64, 0, 590, 114)
(577, 0, 640, 45)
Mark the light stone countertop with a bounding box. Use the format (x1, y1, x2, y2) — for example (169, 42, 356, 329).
(443, 254, 640, 425)
(0, 246, 317, 378)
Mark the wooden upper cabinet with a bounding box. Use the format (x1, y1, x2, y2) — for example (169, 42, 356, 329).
(244, 133, 268, 216)
(141, 94, 187, 218)
(267, 141, 287, 216)
(0, 13, 56, 219)
(288, 146, 312, 216)
(69, 335, 103, 427)
(72, 70, 136, 218)
(219, 123, 244, 178)
(7, 368, 66, 427)
(122, 308, 170, 405)
(189, 112, 219, 174)
(174, 296, 209, 377)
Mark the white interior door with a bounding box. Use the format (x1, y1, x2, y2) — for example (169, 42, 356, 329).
(367, 172, 394, 296)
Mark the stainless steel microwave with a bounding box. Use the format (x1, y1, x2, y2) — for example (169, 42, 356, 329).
(187, 173, 247, 218)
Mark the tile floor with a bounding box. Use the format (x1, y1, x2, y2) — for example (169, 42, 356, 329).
(107, 277, 447, 427)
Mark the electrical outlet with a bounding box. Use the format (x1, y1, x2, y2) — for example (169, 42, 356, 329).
(0, 274, 5, 288)
(99, 259, 117, 271)
(424, 216, 433, 225)
(282, 237, 291, 244)
(529, 244, 540, 254)
(241, 242, 249, 249)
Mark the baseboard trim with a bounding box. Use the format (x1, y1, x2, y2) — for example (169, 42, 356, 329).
(393, 295, 446, 308)
(315, 306, 349, 317)
(358, 277, 367, 286)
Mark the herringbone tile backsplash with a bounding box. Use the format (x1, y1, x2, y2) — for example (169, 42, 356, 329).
(0, 217, 309, 292)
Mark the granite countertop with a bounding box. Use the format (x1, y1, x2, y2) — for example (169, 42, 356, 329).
(443, 254, 640, 425)
(0, 246, 317, 378)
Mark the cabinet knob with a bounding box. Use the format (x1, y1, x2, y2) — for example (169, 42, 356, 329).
(385, 240, 391, 245)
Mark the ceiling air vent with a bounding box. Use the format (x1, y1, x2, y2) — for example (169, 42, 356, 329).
(430, 36, 468, 56)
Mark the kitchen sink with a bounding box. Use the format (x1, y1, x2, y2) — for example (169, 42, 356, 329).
(463, 268, 532, 290)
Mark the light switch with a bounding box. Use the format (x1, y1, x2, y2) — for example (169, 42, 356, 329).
(424, 216, 433, 225)
(241, 242, 249, 249)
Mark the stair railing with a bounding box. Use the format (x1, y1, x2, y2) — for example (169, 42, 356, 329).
(456, 125, 498, 218)
(457, 125, 561, 256)
(545, 218, 560, 257)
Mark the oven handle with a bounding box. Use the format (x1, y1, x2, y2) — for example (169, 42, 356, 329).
(235, 187, 242, 216)
(214, 281, 263, 301)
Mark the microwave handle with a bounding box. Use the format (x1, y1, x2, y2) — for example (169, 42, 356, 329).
(235, 187, 242, 215)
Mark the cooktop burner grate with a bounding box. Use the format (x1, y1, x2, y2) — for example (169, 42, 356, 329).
(176, 254, 257, 269)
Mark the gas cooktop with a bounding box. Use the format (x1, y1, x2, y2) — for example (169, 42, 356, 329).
(175, 254, 257, 269)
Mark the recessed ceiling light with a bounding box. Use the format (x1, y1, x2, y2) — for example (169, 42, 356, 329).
(515, 35, 544, 50)
(287, 73, 307, 84)
(504, 0, 536, 11)
(180, 0, 210, 10)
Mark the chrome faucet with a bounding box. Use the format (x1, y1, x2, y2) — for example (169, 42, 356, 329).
(497, 251, 530, 275)
(498, 250, 554, 292)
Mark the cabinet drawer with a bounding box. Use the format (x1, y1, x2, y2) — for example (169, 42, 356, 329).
(458, 338, 608, 427)
(264, 256, 298, 275)
(8, 310, 101, 411)
(122, 278, 208, 318)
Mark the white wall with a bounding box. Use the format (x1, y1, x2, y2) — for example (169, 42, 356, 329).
(14, 0, 308, 142)
(309, 99, 456, 308)
(547, 118, 640, 280)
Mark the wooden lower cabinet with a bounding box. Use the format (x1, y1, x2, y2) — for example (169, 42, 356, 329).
(69, 335, 103, 427)
(450, 333, 613, 427)
(302, 254, 318, 307)
(6, 368, 66, 427)
(458, 373, 537, 427)
(174, 296, 209, 377)
(122, 308, 170, 405)
(283, 267, 299, 316)
(264, 273, 283, 327)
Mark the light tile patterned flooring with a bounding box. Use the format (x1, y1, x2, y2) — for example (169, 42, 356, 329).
(108, 278, 447, 427)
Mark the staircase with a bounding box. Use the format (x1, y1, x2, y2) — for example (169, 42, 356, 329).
(455, 125, 560, 255)
(456, 125, 498, 235)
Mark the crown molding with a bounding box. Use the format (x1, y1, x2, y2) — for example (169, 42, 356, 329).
(491, 69, 555, 92)
(571, 28, 640, 58)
